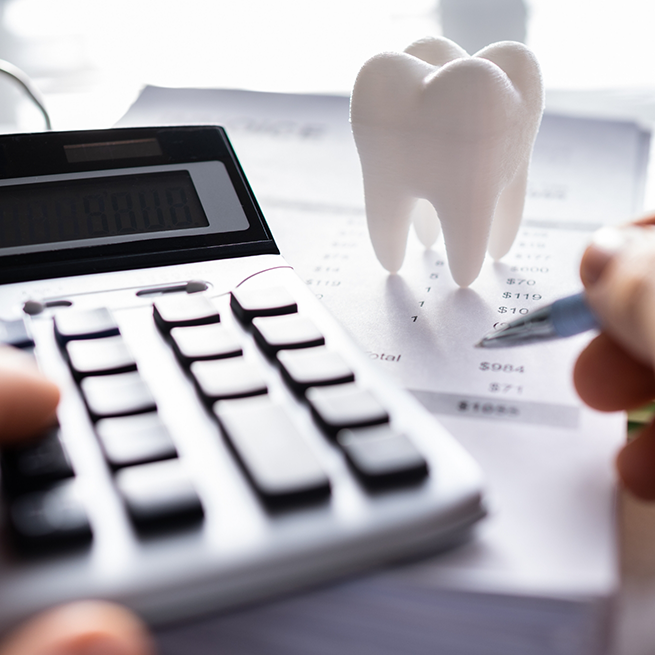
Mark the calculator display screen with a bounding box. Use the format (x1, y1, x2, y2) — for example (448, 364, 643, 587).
(0, 160, 250, 257)
(0, 170, 209, 249)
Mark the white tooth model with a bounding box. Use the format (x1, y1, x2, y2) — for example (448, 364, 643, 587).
(350, 36, 544, 287)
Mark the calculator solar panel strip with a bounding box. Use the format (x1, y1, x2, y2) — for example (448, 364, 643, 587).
(0, 126, 485, 631)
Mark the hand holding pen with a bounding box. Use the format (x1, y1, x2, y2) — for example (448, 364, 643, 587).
(477, 224, 654, 348)
(481, 219, 655, 500)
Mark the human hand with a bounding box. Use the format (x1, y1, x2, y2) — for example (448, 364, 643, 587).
(573, 217, 655, 500)
(0, 346, 154, 655)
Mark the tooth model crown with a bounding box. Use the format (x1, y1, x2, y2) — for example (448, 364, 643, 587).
(350, 36, 544, 287)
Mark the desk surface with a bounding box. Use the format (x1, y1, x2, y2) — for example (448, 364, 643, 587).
(1, 2, 655, 654)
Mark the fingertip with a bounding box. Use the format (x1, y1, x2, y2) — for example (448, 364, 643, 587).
(0, 601, 154, 655)
(0, 346, 60, 443)
(579, 224, 655, 288)
(579, 229, 619, 287)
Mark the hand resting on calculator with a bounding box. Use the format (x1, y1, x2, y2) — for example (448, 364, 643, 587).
(0, 346, 153, 655)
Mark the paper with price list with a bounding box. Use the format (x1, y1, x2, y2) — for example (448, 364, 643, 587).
(120, 88, 649, 654)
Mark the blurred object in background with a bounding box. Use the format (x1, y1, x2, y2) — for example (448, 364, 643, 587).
(439, 0, 528, 53)
(0, 2, 19, 130)
(0, 58, 51, 131)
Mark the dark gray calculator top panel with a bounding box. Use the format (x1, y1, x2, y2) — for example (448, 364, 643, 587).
(0, 126, 277, 283)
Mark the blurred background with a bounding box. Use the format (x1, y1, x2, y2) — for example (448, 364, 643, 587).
(2, 0, 655, 134)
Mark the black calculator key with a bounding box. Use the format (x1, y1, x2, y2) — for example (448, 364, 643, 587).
(306, 383, 389, 437)
(230, 286, 297, 324)
(66, 335, 137, 379)
(170, 324, 242, 365)
(191, 358, 267, 403)
(80, 371, 157, 421)
(1, 427, 74, 495)
(277, 346, 355, 395)
(96, 414, 177, 469)
(215, 398, 330, 504)
(153, 295, 220, 334)
(0, 318, 34, 349)
(54, 308, 119, 345)
(252, 314, 325, 357)
(116, 460, 204, 530)
(337, 425, 429, 488)
(8, 480, 92, 552)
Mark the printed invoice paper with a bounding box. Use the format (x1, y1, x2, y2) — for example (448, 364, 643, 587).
(118, 88, 649, 655)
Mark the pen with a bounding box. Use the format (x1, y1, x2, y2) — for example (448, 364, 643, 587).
(476, 291, 600, 348)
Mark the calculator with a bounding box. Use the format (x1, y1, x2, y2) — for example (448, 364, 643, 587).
(0, 126, 484, 631)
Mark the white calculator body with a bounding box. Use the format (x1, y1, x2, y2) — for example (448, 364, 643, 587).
(0, 126, 484, 631)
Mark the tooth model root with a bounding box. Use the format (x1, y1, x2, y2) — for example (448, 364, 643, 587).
(487, 160, 530, 261)
(435, 197, 498, 287)
(364, 188, 414, 274)
(350, 36, 544, 286)
(411, 199, 441, 249)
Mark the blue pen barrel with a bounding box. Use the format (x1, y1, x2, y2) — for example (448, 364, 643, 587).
(550, 292, 599, 337)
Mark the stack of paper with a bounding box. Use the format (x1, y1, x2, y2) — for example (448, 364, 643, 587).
(119, 88, 649, 655)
